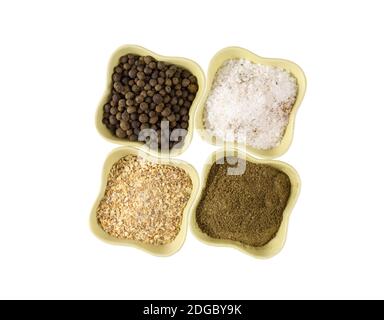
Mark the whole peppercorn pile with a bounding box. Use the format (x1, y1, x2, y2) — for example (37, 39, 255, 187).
(102, 54, 199, 149)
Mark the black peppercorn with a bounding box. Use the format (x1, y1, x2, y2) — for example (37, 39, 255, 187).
(120, 55, 128, 64)
(139, 102, 149, 111)
(143, 56, 152, 64)
(167, 114, 176, 122)
(140, 123, 150, 130)
(109, 115, 117, 125)
(121, 111, 129, 121)
(153, 94, 163, 104)
(181, 78, 190, 87)
(112, 94, 119, 103)
(179, 107, 188, 116)
(188, 83, 198, 93)
(166, 69, 174, 78)
(135, 95, 144, 104)
(110, 107, 118, 115)
(161, 107, 172, 117)
(139, 114, 149, 123)
(104, 104, 111, 113)
(171, 97, 178, 105)
(125, 92, 134, 100)
(149, 79, 157, 87)
(137, 71, 145, 80)
(165, 78, 172, 87)
(127, 106, 137, 114)
(149, 116, 158, 124)
(137, 79, 145, 87)
(128, 68, 137, 78)
(149, 110, 156, 118)
(131, 121, 140, 129)
(144, 67, 152, 75)
(116, 128, 127, 138)
(131, 84, 140, 93)
(112, 73, 121, 82)
(120, 121, 130, 131)
(164, 95, 171, 103)
(155, 103, 164, 113)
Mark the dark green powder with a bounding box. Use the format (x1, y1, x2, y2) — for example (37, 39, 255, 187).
(196, 157, 291, 247)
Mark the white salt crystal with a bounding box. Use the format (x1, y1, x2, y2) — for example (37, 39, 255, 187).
(204, 59, 298, 150)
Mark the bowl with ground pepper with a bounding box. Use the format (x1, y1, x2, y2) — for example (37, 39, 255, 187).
(190, 148, 300, 258)
(90, 146, 200, 256)
(196, 47, 306, 158)
(96, 45, 205, 157)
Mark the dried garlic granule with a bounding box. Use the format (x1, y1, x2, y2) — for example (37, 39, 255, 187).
(204, 59, 298, 150)
(97, 155, 193, 245)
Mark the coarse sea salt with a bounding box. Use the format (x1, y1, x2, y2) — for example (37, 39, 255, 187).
(204, 59, 298, 150)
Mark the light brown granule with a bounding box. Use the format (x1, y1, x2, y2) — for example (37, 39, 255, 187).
(97, 155, 193, 245)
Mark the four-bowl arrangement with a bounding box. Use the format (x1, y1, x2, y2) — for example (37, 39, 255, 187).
(91, 45, 306, 258)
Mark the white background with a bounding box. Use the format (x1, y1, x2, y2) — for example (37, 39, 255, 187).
(0, 0, 383, 300)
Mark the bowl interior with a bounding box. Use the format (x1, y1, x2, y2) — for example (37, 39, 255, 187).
(96, 45, 206, 157)
(189, 148, 300, 259)
(90, 146, 200, 256)
(195, 46, 306, 159)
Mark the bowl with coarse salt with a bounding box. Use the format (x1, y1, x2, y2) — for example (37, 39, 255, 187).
(196, 47, 306, 158)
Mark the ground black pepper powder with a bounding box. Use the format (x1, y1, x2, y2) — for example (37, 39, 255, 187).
(196, 157, 291, 247)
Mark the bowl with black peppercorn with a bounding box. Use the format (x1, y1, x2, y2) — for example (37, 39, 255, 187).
(96, 45, 205, 156)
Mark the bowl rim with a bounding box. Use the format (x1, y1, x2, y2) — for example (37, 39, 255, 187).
(90, 145, 200, 257)
(189, 147, 301, 259)
(96, 44, 206, 158)
(195, 46, 307, 159)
